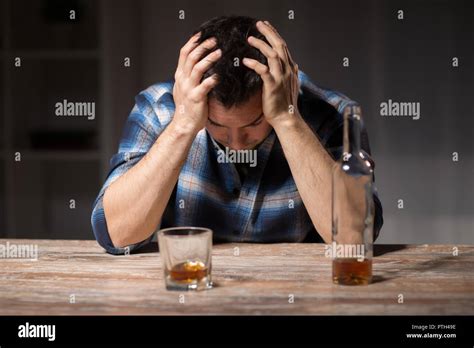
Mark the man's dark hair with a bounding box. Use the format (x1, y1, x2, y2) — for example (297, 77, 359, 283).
(192, 15, 269, 108)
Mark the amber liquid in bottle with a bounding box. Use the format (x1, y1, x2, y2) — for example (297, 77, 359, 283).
(332, 258, 372, 285)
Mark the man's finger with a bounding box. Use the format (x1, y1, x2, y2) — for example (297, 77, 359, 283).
(183, 38, 217, 76)
(194, 73, 219, 99)
(264, 20, 296, 67)
(190, 48, 222, 84)
(247, 36, 282, 74)
(257, 21, 294, 68)
(255, 21, 289, 64)
(263, 21, 284, 42)
(284, 45, 296, 69)
(176, 32, 202, 77)
(242, 58, 273, 84)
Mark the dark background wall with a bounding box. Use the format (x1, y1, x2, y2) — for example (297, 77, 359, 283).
(0, 0, 472, 244)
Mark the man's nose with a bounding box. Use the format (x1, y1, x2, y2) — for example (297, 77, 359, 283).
(227, 129, 248, 150)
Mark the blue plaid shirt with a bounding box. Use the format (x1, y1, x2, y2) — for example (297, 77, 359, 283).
(91, 71, 383, 255)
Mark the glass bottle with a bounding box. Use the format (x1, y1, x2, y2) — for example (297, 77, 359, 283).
(331, 105, 374, 285)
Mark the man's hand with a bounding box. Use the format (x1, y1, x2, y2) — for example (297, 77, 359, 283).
(242, 20, 300, 127)
(172, 32, 221, 133)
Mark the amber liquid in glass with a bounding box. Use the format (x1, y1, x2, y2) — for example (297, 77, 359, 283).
(169, 260, 208, 284)
(333, 258, 372, 285)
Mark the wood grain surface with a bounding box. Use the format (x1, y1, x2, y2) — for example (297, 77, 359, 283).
(0, 239, 473, 315)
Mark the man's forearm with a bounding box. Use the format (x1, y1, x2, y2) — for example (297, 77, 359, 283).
(271, 113, 336, 243)
(103, 117, 199, 248)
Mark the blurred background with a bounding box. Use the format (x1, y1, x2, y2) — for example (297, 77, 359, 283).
(0, 0, 472, 243)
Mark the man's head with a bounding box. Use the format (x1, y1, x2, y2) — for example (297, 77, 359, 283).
(192, 15, 273, 150)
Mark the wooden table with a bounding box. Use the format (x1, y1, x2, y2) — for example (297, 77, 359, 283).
(0, 239, 472, 315)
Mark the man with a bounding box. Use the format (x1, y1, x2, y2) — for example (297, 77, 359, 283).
(91, 16, 383, 255)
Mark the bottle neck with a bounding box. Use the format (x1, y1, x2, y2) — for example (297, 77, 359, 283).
(343, 105, 362, 157)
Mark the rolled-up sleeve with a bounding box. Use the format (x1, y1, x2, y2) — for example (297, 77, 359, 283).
(91, 90, 171, 254)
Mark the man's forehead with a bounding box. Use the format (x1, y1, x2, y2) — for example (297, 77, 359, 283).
(208, 94, 262, 126)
